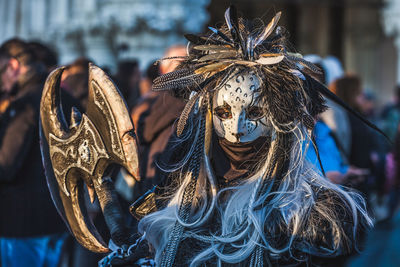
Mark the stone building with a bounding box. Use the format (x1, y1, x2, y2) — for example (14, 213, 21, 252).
(0, 0, 210, 71)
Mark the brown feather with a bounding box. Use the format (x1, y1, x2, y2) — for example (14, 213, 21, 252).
(253, 12, 282, 47)
(193, 45, 234, 51)
(194, 62, 234, 75)
(198, 51, 237, 62)
(177, 93, 201, 136)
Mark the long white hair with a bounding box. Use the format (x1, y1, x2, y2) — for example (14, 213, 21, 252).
(138, 111, 372, 266)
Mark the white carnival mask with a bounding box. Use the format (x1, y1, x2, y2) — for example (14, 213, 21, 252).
(212, 70, 271, 143)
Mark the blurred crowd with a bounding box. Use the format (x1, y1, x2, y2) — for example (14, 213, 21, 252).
(1, 37, 400, 267)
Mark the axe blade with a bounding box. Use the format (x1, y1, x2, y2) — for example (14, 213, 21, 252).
(40, 64, 140, 253)
(40, 119, 109, 253)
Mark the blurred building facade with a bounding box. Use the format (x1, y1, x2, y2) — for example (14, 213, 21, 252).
(0, 0, 398, 105)
(0, 0, 209, 71)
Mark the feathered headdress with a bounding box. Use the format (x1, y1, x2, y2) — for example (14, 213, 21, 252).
(153, 5, 386, 139)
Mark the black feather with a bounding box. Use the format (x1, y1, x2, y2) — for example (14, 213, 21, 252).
(228, 5, 246, 54)
(287, 56, 322, 74)
(184, 34, 205, 45)
(198, 51, 237, 62)
(184, 34, 223, 46)
(305, 73, 392, 143)
(302, 113, 315, 130)
(153, 69, 205, 91)
(177, 93, 201, 136)
(208, 27, 233, 45)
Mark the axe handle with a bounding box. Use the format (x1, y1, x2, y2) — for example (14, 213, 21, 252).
(94, 176, 133, 247)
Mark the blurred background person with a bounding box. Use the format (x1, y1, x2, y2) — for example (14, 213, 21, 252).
(0, 38, 67, 267)
(27, 41, 58, 73)
(347, 125, 400, 266)
(61, 57, 90, 110)
(332, 75, 384, 203)
(303, 55, 359, 185)
(381, 85, 400, 142)
(304, 54, 352, 161)
(114, 60, 141, 110)
(138, 60, 160, 98)
(130, 44, 186, 201)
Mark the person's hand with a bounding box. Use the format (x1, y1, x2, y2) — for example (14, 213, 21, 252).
(346, 166, 370, 177)
(326, 167, 369, 185)
(344, 166, 369, 186)
(326, 171, 346, 184)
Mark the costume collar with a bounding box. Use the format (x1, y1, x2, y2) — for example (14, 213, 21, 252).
(212, 133, 271, 185)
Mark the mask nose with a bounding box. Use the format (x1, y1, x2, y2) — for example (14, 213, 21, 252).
(232, 132, 244, 143)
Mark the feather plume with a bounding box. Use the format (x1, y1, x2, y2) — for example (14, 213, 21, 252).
(246, 37, 254, 59)
(185, 34, 224, 46)
(198, 51, 237, 62)
(184, 34, 203, 45)
(256, 55, 284, 65)
(219, 59, 257, 67)
(208, 27, 233, 44)
(253, 11, 282, 48)
(227, 5, 245, 53)
(194, 62, 233, 74)
(193, 45, 234, 52)
(259, 53, 283, 57)
(287, 55, 322, 74)
(153, 69, 205, 91)
(224, 7, 233, 30)
(194, 62, 234, 79)
(177, 92, 201, 136)
(302, 113, 316, 130)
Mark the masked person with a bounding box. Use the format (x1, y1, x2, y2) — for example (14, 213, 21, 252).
(131, 8, 376, 266)
(40, 7, 379, 267)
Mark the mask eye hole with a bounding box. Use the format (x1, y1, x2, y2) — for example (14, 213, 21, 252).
(247, 106, 264, 120)
(214, 102, 232, 120)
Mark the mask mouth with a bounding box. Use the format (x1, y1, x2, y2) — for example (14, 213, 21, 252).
(217, 135, 270, 147)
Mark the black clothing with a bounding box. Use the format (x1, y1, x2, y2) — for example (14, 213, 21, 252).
(0, 69, 66, 237)
(134, 92, 185, 200)
(62, 72, 88, 110)
(348, 113, 377, 169)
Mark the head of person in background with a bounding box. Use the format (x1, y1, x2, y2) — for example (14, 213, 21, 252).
(139, 60, 160, 97)
(331, 74, 363, 112)
(394, 85, 400, 106)
(159, 44, 187, 75)
(0, 38, 38, 96)
(136, 44, 186, 100)
(61, 57, 91, 109)
(114, 60, 141, 109)
(358, 91, 376, 118)
(303, 55, 344, 88)
(27, 41, 58, 73)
